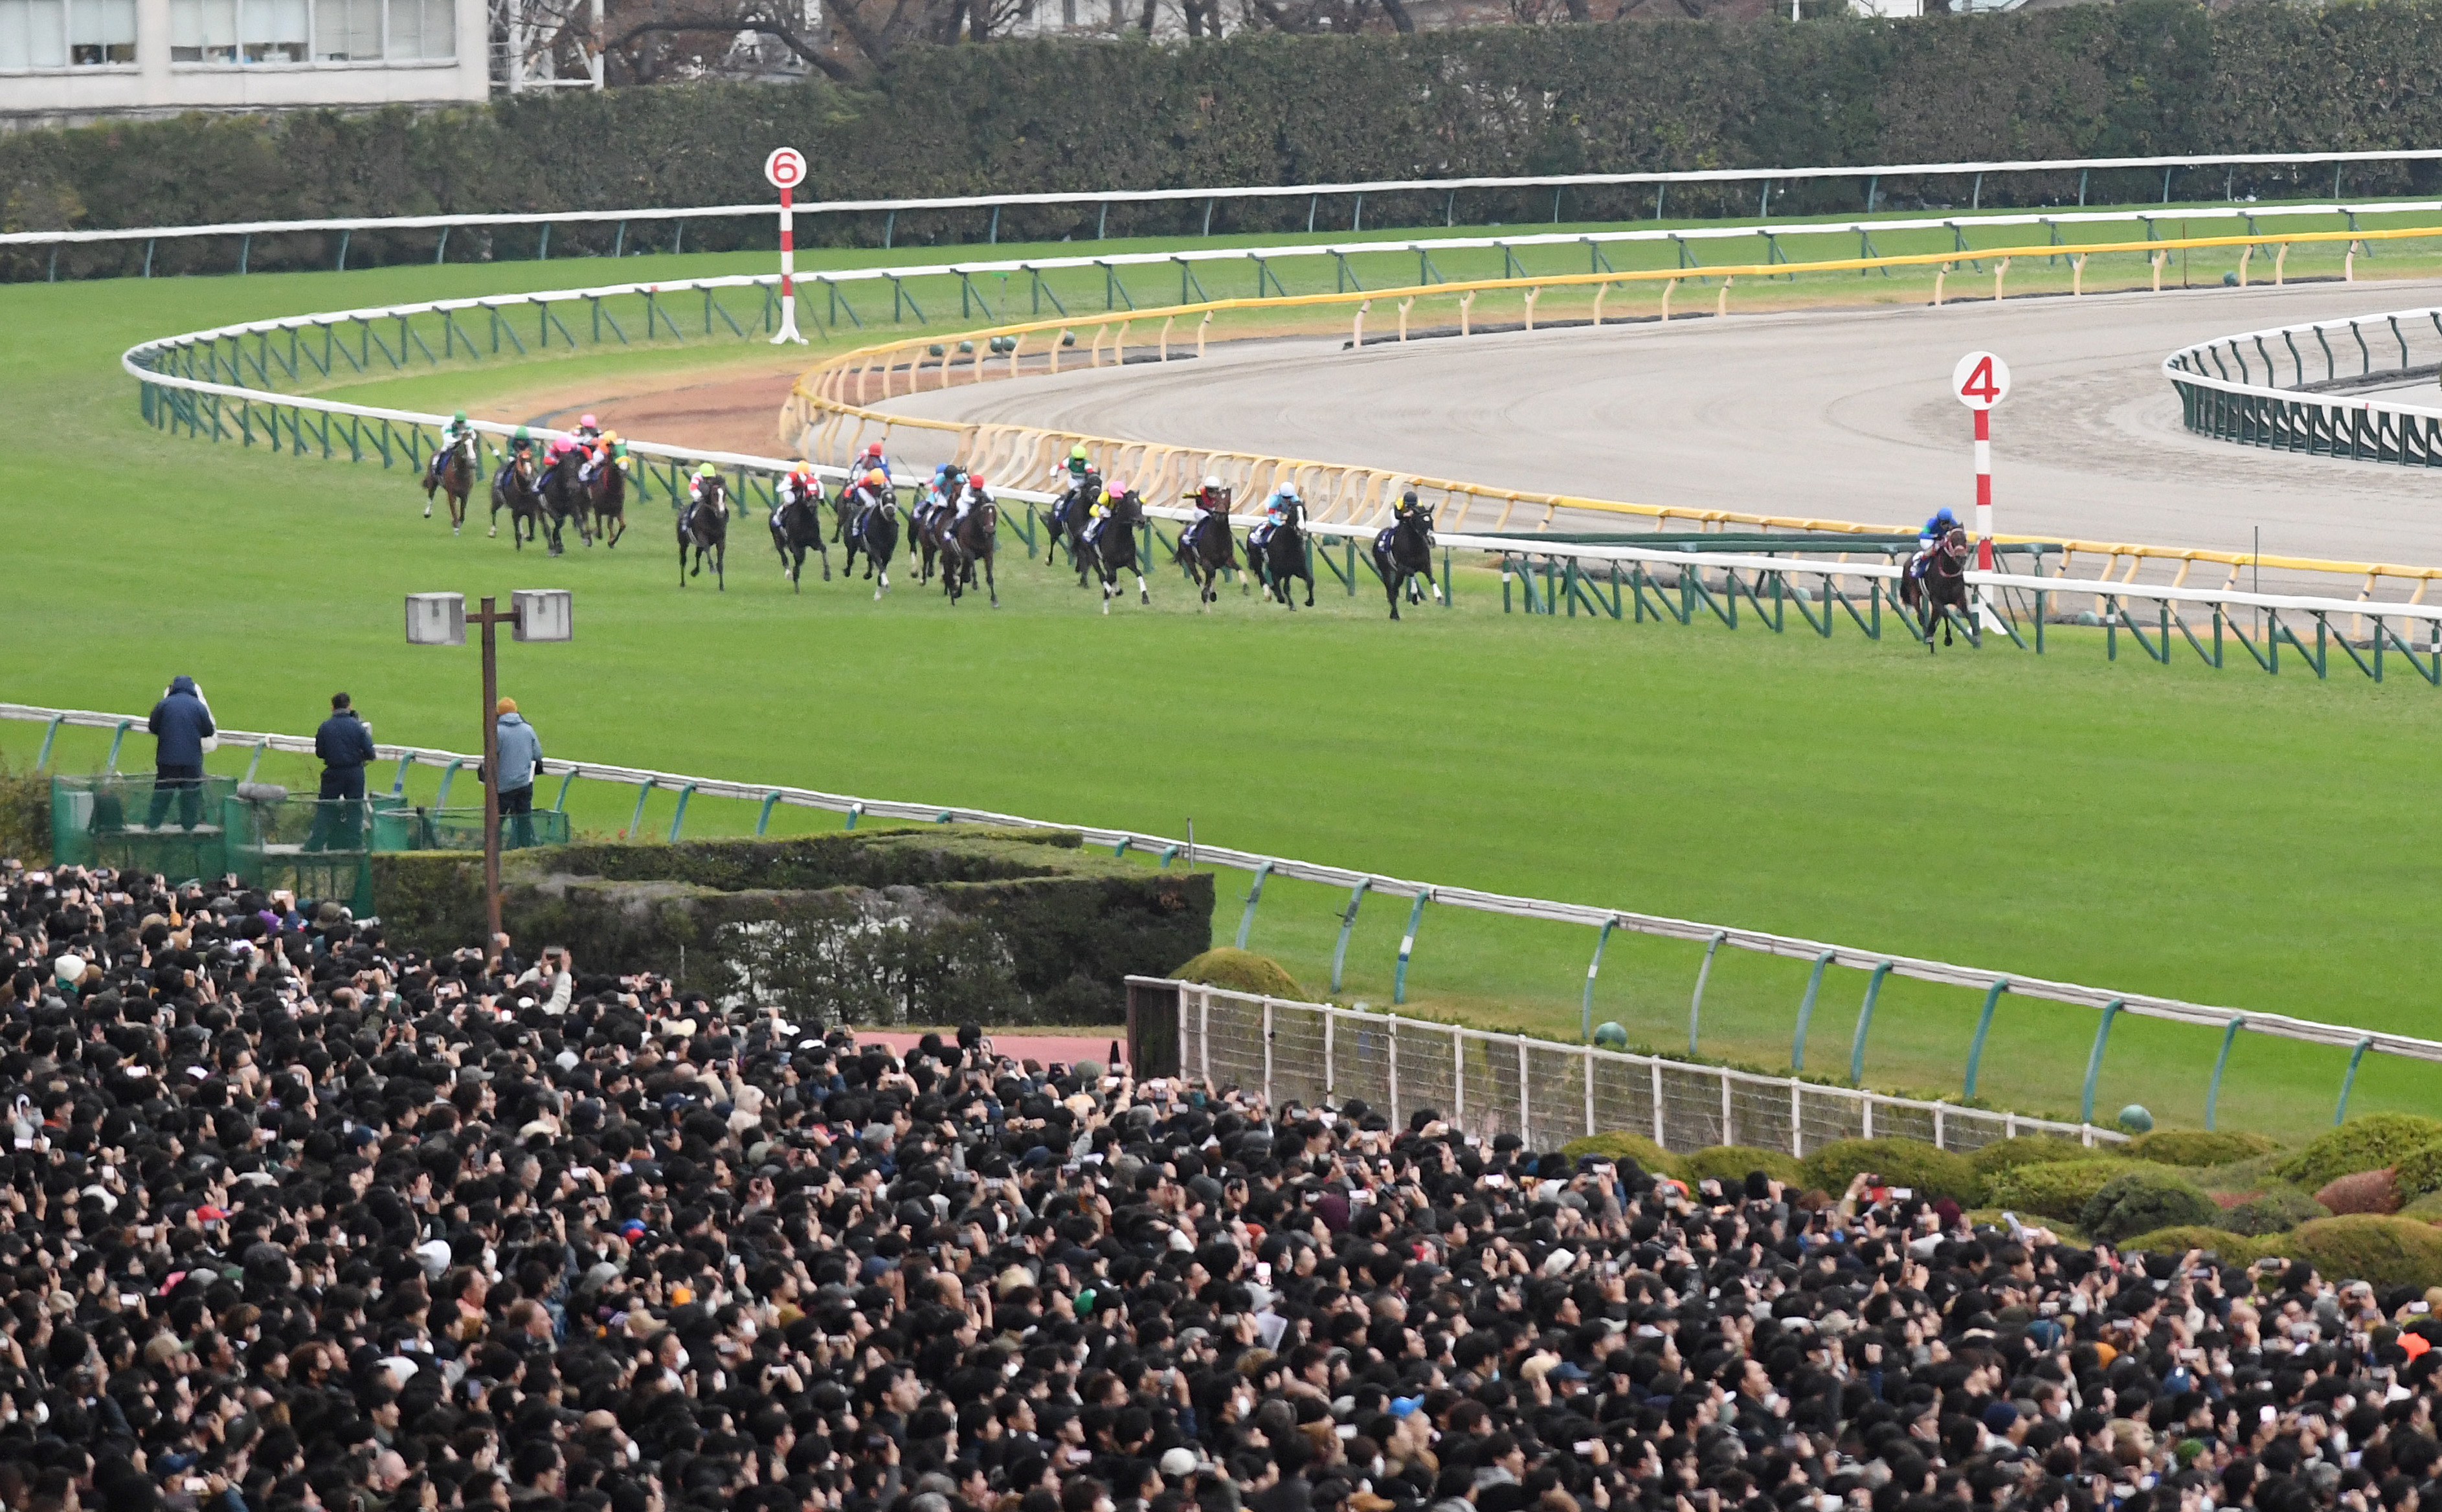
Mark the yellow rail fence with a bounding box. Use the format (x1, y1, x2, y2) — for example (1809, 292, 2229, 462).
(781, 224, 2442, 606)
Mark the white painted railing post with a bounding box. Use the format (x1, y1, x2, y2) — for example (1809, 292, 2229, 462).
(1452, 1027, 1465, 1124)
(1651, 1060, 1665, 1146)
(1518, 1040, 1531, 1139)
(1386, 1014, 1399, 1128)
(1721, 1070, 1734, 1146)
(1261, 997, 1274, 1107)
(1323, 1005, 1336, 1102)
(1200, 987, 1213, 1087)
(1584, 1051, 1596, 1137)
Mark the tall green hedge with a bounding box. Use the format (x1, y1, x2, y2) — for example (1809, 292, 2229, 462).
(371, 825, 1211, 1024)
(14, 3, 2442, 278)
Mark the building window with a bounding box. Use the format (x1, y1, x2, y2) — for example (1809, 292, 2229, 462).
(0, 0, 135, 67)
(168, 0, 451, 62)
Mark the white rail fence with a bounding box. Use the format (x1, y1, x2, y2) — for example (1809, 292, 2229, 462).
(1154, 978, 2125, 1155)
(10, 698, 2441, 1139)
(19, 148, 2442, 267)
(2166, 304, 2442, 466)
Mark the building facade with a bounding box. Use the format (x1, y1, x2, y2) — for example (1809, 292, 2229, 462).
(0, 0, 487, 128)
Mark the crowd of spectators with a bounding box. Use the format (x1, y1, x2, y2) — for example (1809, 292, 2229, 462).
(2, 858, 2441, 1512)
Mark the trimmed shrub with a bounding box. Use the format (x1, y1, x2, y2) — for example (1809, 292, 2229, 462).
(2399, 1191, 2442, 1223)
(0, 757, 47, 865)
(2316, 1169, 2403, 1217)
(2224, 1188, 2327, 1238)
(2118, 1227, 2261, 1262)
(2392, 1142, 2442, 1201)
(1985, 1158, 2138, 1223)
(1971, 1135, 2112, 1182)
(1173, 948, 1301, 1000)
(2276, 1115, 2442, 1191)
(2082, 1169, 2221, 1243)
(1679, 1146, 1807, 1191)
(1562, 1133, 1679, 1178)
(1802, 1139, 1980, 1205)
(2127, 1130, 2276, 1168)
(2279, 1216, 2442, 1289)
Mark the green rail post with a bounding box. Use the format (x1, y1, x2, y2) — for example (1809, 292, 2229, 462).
(2078, 999, 2124, 1124)
(1849, 960, 1894, 1084)
(2336, 1036, 2375, 1124)
(434, 757, 465, 808)
(1791, 950, 1834, 1070)
(1235, 860, 1272, 949)
(627, 777, 655, 838)
(1688, 929, 1726, 1055)
(102, 719, 132, 775)
(1581, 917, 1617, 1042)
(242, 739, 269, 784)
(34, 715, 63, 772)
(666, 781, 697, 842)
(1962, 977, 2010, 1098)
(1330, 878, 1371, 994)
(1391, 889, 1430, 1006)
(844, 801, 863, 830)
(2204, 1014, 2245, 1130)
(552, 766, 578, 811)
(391, 753, 416, 797)
(754, 791, 783, 836)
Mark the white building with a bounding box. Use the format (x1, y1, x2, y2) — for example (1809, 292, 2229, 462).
(0, 0, 487, 128)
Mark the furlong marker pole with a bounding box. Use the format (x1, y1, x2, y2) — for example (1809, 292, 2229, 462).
(1951, 350, 2011, 633)
(767, 148, 809, 346)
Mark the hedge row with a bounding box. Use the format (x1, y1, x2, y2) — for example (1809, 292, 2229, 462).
(17, 2, 2442, 277)
(370, 825, 1211, 1025)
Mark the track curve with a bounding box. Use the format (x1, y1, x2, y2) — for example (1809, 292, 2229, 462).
(876, 280, 2442, 566)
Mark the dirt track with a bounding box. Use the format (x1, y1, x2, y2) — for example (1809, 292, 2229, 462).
(478, 357, 808, 457)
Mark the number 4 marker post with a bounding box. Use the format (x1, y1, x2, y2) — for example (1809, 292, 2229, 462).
(767, 148, 809, 346)
(1951, 350, 2011, 632)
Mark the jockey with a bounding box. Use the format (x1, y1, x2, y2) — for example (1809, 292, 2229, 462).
(1378, 488, 1426, 558)
(1394, 487, 1423, 519)
(1248, 485, 1298, 554)
(574, 413, 603, 443)
(431, 410, 474, 479)
(579, 431, 623, 486)
(509, 425, 535, 461)
(686, 463, 726, 524)
(774, 462, 820, 519)
(1912, 507, 1961, 577)
(1182, 474, 1229, 548)
(850, 469, 893, 534)
(855, 441, 892, 483)
(1082, 478, 1127, 546)
(954, 473, 991, 524)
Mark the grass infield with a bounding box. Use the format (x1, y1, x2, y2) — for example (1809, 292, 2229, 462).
(6, 212, 2439, 1148)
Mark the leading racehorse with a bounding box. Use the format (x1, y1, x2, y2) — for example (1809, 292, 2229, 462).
(1372, 502, 1441, 621)
(1251, 498, 1315, 610)
(490, 454, 541, 549)
(1900, 523, 1977, 650)
(1087, 487, 1150, 614)
(840, 495, 899, 598)
(1173, 508, 1241, 609)
(423, 430, 478, 535)
(678, 475, 728, 590)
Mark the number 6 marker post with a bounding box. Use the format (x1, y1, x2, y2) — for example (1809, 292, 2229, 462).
(1951, 350, 2011, 632)
(767, 148, 809, 345)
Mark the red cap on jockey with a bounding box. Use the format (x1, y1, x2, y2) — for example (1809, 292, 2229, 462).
(967, 474, 985, 489)
(861, 442, 884, 458)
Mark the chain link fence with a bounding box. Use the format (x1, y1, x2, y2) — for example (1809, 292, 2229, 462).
(1154, 978, 2123, 1158)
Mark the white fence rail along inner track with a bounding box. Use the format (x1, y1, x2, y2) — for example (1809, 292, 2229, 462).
(1150, 978, 2130, 1156)
(8, 701, 2436, 1133)
(2167, 304, 2442, 466)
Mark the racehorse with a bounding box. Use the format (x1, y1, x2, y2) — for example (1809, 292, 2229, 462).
(943, 500, 999, 608)
(1251, 498, 1315, 610)
(1900, 523, 1977, 649)
(535, 450, 595, 557)
(1372, 504, 1442, 621)
(770, 489, 831, 590)
(489, 454, 541, 549)
(1172, 509, 1241, 609)
(1048, 477, 1097, 580)
(678, 476, 728, 590)
(849, 500, 899, 599)
(912, 495, 951, 587)
(588, 452, 627, 548)
(1086, 489, 1150, 614)
(423, 430, 478, 534)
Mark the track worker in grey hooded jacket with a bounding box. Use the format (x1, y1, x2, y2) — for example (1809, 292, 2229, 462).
(144, 674, 214, 830)
(493, 698, 543, 849)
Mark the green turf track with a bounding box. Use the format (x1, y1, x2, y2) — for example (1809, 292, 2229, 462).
(8, 209, 2442, 1149)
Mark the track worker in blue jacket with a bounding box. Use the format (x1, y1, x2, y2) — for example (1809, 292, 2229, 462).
(306, 691, 377, 852)
(143, 674, 214, 830)
(494, 698, 543, 849)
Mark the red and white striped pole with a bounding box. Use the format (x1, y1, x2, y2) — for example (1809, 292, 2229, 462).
(765, 148, 808, 346)
(1951, 350, 2011, 625)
